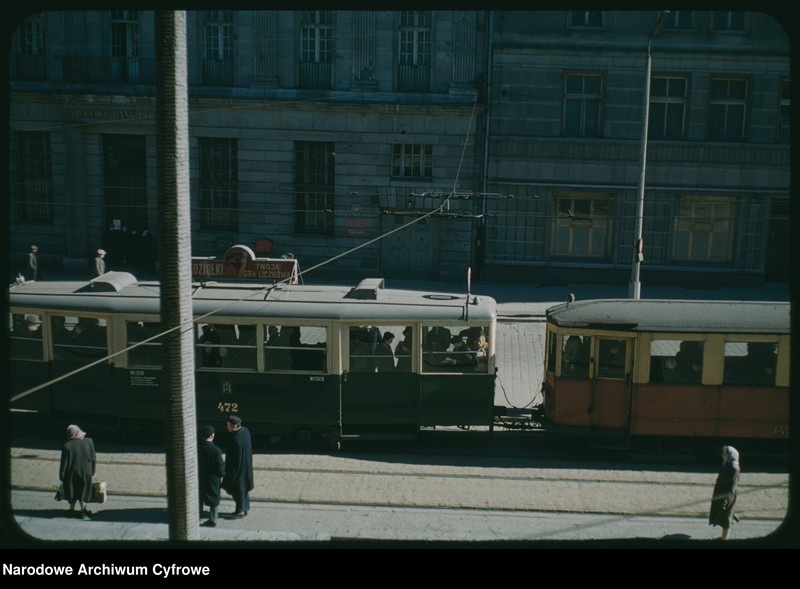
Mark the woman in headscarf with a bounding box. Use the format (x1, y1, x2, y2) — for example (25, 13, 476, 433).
(59, 424, 96, 519)
(709, 445, 740, 540)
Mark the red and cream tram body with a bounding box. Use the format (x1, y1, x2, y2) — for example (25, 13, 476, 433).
(542, 299, 790, 450)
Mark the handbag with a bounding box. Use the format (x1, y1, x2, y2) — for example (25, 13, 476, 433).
(54, 482, 64, 501)
(90, 480, 107, 504)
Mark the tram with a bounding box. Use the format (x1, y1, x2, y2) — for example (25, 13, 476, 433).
(8, 272, 496, 442)
(541, 299, 790, 452)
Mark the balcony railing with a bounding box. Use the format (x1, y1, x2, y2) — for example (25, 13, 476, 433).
(299, 61, 332, 90)
(203, 59, 234, 87)
(13, 54, 48, 81)
(398, 64, 430, 92)
(61, 56, 155, 84)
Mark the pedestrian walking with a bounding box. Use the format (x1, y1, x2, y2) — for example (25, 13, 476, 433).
(709, 445, 740, 540)
(223, 415, 253, 519)
(94, 249, 107, 277)
(59, 424, 96, 520)
(198, 425, 225, 527)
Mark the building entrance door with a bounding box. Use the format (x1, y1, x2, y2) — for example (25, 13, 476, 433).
(103, 134, 147, 232)
(380, 214, 438, 279)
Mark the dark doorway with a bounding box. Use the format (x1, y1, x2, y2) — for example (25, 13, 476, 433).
(380, 214, 438, 279)
(103, 134, 147, 231)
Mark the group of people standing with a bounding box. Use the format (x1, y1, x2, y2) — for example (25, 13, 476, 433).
(198, 415, 254, 527)
(58, 415, 253, 529)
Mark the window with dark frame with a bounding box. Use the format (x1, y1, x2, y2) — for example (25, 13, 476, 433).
(569, 11, 603, 28)
(664, 10, 693, 30)
(707, 78, 748, 142)
(110, 10, 140, 82)
(15, 132, 53, 223)
(392, 144, 432, 178)
(564, 74, 603, 137)
(672, 195, 735, 262)
(398, 10, 431, 92)
(649, 76, 687, 140)
(294, 141, 335, 234)
(551, 195, 611, 258)
(300, 10, 333, 89)
(16, 13, 46, 81)
(778, 79, 790, 143)
(712, 11, 746, 31)
(204, 10, 234, 86)
(199, 138, 238, 230)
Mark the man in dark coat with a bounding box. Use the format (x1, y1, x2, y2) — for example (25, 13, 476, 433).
(59, 424, 96, 520)
(223, 415, 253, 518)
(198, 425, 225, 527)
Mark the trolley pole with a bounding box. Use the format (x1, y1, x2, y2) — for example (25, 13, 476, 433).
(156, 11, 199, 542)
(629, 10, 670, 300)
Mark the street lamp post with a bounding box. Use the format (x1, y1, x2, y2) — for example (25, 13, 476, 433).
(628, 10, 670, 300)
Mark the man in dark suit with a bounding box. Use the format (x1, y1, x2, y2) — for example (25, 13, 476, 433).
(198, 424, 225, 527)
(223, 415, 253, 519)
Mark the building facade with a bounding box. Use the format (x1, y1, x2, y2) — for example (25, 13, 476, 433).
(8, 10, 790, 286)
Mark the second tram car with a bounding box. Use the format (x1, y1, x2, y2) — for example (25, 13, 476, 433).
(542, 299, 790, 451)
(9, 272, 496, 441)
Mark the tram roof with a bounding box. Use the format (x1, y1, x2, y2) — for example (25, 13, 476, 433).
(8, 273, 496, 322)
(545, 299, 789, 334)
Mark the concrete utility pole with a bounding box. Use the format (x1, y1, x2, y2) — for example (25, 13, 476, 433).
(156, 11, 199, 541)
(629, 10, 670, 300)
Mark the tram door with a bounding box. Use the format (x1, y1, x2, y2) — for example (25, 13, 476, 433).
(340, 325, 418, 438)
(589, 337, 633, 448)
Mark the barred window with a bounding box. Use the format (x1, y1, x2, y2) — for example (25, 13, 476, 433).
(199, 138, 238, 230)
(392, 144, 432, 178)
(294, 141, 334, 234)
(15, 132, 53, 223)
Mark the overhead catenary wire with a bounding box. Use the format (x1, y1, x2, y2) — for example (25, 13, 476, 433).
(10, 95, 483, 406)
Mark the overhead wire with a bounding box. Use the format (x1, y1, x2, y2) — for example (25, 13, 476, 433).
(10, 94, 482, 405)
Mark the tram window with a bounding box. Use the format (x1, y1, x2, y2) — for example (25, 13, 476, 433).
(9, 312, 44, 360)
(51, 315, 108, 363)
(264, 325, 326, 372)
(723, 341, 777, 386)
(649, 340, 703, 384)
(421, 325, 489, 373)
(126, 321, 163, 368)
(561, 335, 590, 378)
(223, 325, 257, 370)
(348, 325, 412, 373)
(597, 339, 626, 378)
(196, 323, 224, 368)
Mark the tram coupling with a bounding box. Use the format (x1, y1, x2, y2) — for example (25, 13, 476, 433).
(492, 405, 543, 432)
